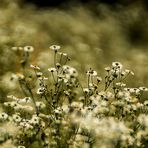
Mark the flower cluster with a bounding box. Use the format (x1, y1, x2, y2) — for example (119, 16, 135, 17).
(0, 45, 147, 148)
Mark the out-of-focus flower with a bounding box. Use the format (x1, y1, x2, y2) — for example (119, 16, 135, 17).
(36, 72, 43, 77)
(0, 112, 8, 121)
(12, 114, 22, 123)
(112, 62, 123, 70)
(37, 87, 45, 94)
(137, 114, 148, 127)
(30, 115, 40, 125)
(116, 82, 126, 87)
(48, 67, 57, 72)
(17, 97, 32, 104)
(139, 87, 148, 91)
(38, 76, 48, 81)
(104, 67, 111, 72)
(49, 45, 60, 52)
(36, 102, 46, 109)
(86, 69, 97, 76)
(18, 146, 25, 148)
(24, 46, 34, 52)
(97, 76, 102, 83)
(30, 64, 40, 70)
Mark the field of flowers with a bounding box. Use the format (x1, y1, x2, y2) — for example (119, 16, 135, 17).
(0, 0, 148, 148)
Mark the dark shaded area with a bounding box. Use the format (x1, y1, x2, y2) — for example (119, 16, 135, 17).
(23, 0, 69, 7)
(22, 0, 148, 8)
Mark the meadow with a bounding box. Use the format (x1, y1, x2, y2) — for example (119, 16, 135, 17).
(0, 0, 148, 147)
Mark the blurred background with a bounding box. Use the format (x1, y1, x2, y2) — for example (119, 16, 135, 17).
(0, 0, 148, 101)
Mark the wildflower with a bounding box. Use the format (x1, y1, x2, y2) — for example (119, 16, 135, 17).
(49, 45, 60, 52)
(71, 102, 83, 108)
(104, 67, 111, 72)
(20, 122, 33, 130)
(139, 87, 148, 91)
(111, 69, 120, 77)
(9, 101, 19, 108)
(19, 121, 27, 127)
(12, 46, 18, 51)
(7, 95, 18, 100)
(36, 72, 43, 77)
(30, 64, 40, 70)
(144, 100, 148, 106)
(37, 87, 45, 94)
(137, 114, 148, 127)
(129, 88, 136, 93)
(10, 73, 19, 81)
(112, 62, 123, 70)
(83, 88, 89, 93)
(125, 69, 130, 73)
(30, 115, 40, 125)
(87, 68, 97, 76)
(13, 104, 24, 111)
(16, 73, 25, 80)
(116, 82, 126, 87)
(56, 63, 61, 69)
(17, 97, 32, 103)
(36, 102, 46, 109)
(68, 67, 78, 77)
(38, 76, 48, 81)
(12, 114, 22, 123)
(12, 46, 23, 51)
(121, 71, 126, 76)
(48, 67, 57, 72)
(63, 53, 68, 56)
(18, 146, 25, 148)
(135, 88, 140, 94)
(97, 76, 102, 83)
(57, 74, 64, 81)
(0, 112, 8, 121)
(125, 69, 134, 75)
(4, 102, 11, 107)
(22, 105, 34, 113)
(62, 65, 70, 71)
(18, 47, 23, 50)
(24, 46, 34, 52)
(64, 90, 70, 96)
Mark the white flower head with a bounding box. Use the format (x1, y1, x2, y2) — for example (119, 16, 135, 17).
(87, 68, 97, 76)
(116, 82, 126, 87)
(112, 62, 123, 70)
(68, 67, 78, 77)
(36, 72, 43, 77)
(12, 46, 18, 51)
(38, 77, 48, 81)
(24, 46, 34, 52)
(31, 115, 40, 125)
(97, 76, 102, 82)
(49, 45, 60, 52)
(36, 102, 46, 109)
(83, 88, 89, 93)
(104, 67, 111, 72)
(30, 64, 40, 70)
(37, 87, 45, 94)
(0, 112, 8, 121)
(48, 67, 57, 72)
(139, 87, 148, 91)
(12, 114, 22, 123)
(125, 69, 130, 73)
(18, 97, 32, 104)
(18, 146, 25, 148)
